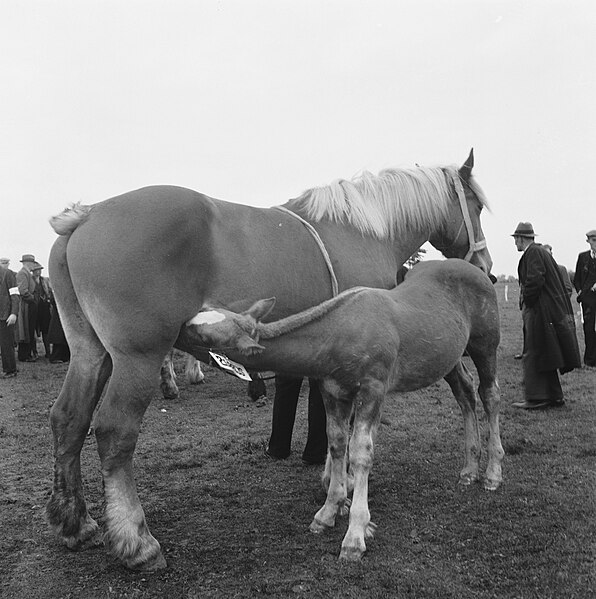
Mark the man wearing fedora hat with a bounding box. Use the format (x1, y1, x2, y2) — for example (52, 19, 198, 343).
(16, 254, 39, 362)
(573, 229, 596, 367)
(511, 223, 581, 409)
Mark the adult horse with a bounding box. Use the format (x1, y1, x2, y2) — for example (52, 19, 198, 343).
(47, 150, 492, 570)
(178, 259, 504, 561)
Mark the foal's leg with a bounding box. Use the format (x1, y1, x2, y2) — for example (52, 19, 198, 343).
(309, 381, 352, 533)
(443, 360, 481, 485)
(93, 351, 167, 570)
(339, 377, 384, 561)
(160, 350, 179, 399)
(468, 349, 504, 490)
(47, 241, 113, 550)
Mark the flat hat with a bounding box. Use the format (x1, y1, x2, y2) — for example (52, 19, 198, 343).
(511, 222, 536, 238)
(586, 229, 596, 239)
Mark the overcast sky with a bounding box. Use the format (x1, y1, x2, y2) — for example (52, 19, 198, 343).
(1, 0, 594, 277)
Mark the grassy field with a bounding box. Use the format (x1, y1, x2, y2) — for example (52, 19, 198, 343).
(1, 282, 594, 598)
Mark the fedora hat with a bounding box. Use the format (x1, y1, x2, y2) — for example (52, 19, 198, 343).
(20, 254, 36, 262)
(511, 222, 536, 238)
(586, 229, 596, 239)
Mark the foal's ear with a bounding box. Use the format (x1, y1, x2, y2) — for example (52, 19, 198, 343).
(236, 334, 266, 356)
(458, 148, 474, 181)
(244, 297, 276, 322)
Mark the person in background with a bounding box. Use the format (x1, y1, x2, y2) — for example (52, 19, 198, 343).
(0, 261, 20, 378)
(543, 244, 573, 298)
(33, 263, 53, 358)
(573, 229, 596, 368)
(511, 223, 580, 409)
(16, 254, 39, 362)
(0, 257, 15, 275)
(47, 292, 70, 363)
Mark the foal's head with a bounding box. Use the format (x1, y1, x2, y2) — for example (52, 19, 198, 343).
(183, 298, 276, 356)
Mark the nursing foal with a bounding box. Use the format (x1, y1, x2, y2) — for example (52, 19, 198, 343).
(177, 259, 504, 561)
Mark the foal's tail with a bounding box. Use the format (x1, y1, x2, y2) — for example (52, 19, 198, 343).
(49, 203, 92, 235)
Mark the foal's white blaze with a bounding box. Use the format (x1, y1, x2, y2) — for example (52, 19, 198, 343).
(186, 310, 226, 326)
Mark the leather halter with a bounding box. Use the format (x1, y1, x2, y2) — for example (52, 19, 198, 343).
(440, 173, 487, 262)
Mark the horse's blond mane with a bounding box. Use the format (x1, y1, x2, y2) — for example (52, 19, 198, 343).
(283, 165, 485, 240)
(257, 287, 368, 340)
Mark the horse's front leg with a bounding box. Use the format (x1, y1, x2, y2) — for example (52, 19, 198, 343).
(184, 354, 205, 385)
(444, 361, 481, 485)
(95, 354, 167, 570)
(339, 378, 383, 561)
(309, 381, 352, 533)
(160, 350, 179, 399)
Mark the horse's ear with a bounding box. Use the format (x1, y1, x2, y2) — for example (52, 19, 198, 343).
(458, 148, 474, 181)
(244, 297, 276, 322)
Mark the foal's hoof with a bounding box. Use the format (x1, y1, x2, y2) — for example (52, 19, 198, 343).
(339, 545, 364, 561)
(483, 477, 501, 492)
(309, 518, 333, 534)
(458, 472, 479, 486)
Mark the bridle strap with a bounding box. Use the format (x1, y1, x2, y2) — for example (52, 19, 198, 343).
(451, 173, 487, 262)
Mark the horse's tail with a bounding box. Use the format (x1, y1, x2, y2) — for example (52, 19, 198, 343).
(49, 202, 93, 235)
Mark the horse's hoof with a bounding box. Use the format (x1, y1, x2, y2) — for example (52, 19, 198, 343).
(309, 518, 333, 534)
(128, 551, 167, 571)
(339, 546, 364, 561)
(483, 478, 501, 491)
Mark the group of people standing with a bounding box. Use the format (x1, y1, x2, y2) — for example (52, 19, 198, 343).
(0, 254, 70, 379)
(511, 224, 595, 410)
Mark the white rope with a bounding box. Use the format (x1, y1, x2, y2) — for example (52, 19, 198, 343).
(273, 206, 339, 297)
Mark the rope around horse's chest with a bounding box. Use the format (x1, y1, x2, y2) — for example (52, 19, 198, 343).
(272, 206, 339, 298)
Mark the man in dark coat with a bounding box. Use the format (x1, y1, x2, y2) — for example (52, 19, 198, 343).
(0, 262, 20, 377)
(511, 222, 581, 409)
(573, 229, 596, 368)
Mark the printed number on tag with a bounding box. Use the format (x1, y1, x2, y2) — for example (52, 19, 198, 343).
(209, 351, 252, 381)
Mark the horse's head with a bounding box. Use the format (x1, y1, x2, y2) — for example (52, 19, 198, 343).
(429, 149, 493, 275)
(182, 298, 276, 356)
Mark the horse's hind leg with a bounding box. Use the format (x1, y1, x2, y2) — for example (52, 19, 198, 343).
(444, 361, 481, 486)
(310, 380, 353, 534)
(47, 240, 112, 550)
(160, 350, 179, 399)
(94, 351, 167, 570)
(468, 346, 504, 490)
(338, 377, 384, 561)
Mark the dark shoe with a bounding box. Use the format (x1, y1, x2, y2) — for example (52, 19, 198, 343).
(550, 399, 566, 408)
(24, 357, 37, 363)
(514, 354, 523, 360)
(264, 447, 289, 460)
(301, 454, 326, 466)
(2, 371, 17, 379)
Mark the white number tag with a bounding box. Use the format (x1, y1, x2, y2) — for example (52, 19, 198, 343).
(209, 351, 252, 381)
